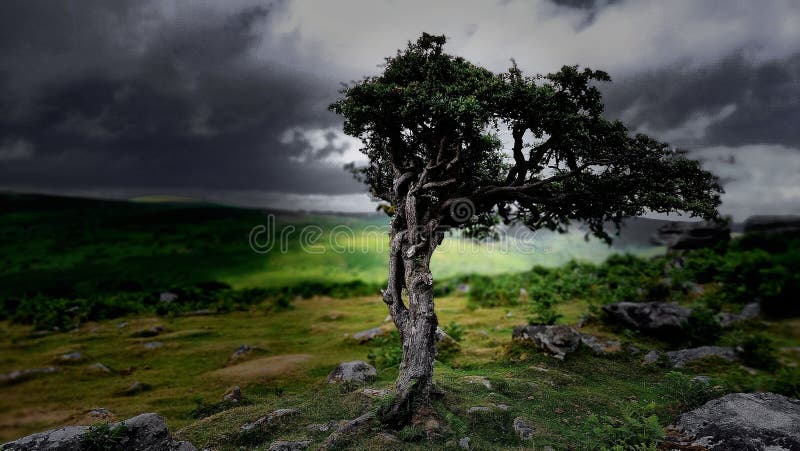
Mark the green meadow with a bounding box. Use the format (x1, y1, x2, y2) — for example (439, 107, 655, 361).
(1, 194, 799, 449)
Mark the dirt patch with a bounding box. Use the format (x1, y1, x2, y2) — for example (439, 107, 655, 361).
(207, 354, 313, 383)
(0, 406, 77, 441)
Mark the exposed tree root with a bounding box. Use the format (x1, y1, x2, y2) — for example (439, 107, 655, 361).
(318, 411, 375, 451)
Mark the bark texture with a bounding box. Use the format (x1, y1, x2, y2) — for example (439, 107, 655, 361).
(380, 181, 444, 422)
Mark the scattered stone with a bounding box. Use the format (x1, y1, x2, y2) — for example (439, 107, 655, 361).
(542, 446, 555, 451)
(463, 375, 492, 389)
(691, 375, 712, 384)
(87, 408, 113, 419)
(666, 392, 800, 450)
(58, 351, 85, 363)
(512, 324, 581, 359)
(131, 325, 164, 338)
(467, 406, 492, 414)
(2, 413, 195, 451)
(122, 381, 151, 396)
(491, 403, 510, 411)
(359, 388, 389, 399)
(117, 321, 128, 329)
(159, 291, 179, 303)
(222, 386, 242, 403)
(325, 361, 377, 384)
(0, 367, 57, 385)
(650, 220, 730, 250)
(86, 362, 112, 375)
(666, 346, 738, 368)
(375, 432, 401, 444)
(580, 334, 622, 355)
(643, 350, 661, 364)
(458, 436, 471, 449)
(178, 309, 215, 317)
(513, 417, 536, 440)
(602, 301, 692, 336)
(143, 341, 164, 350)
(743, 215, 800, 235)
(240, 408, 300, 433)
(306, 421, 340, 433)
(268, 440, 311, 451)
(351, 327, 386, 343)
(717, 302, 761, 327)
(230, 344, 251, 360)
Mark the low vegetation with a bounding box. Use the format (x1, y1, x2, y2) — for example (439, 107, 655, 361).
(2, 196, 799, 448)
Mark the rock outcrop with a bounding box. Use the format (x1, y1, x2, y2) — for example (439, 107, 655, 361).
(512, 325, 581, 359)
(650, 220, 730, 250)
(602, 302, 691, 336)
(325, 361, 377, 383)
(666, 392, 800, 450)
(743, 215, 800, 235)
(644, 346, 739, 368)
(2, 413, 195, 451)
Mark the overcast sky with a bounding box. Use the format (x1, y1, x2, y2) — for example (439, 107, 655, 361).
(1, 0, 799, 219)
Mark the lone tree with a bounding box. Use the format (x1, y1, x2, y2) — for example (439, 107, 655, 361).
(330, 34, 721, 421)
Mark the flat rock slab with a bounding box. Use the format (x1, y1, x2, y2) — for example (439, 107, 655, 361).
(602, 301, 691, 336)
(666, 346, 738, 368)
(2, 413, 195, 451)
(512, 325, 581, 359)
(0, 367, 57, 385)
(326, 360, 377, 383)
(669, 392, 800, 450)
(240, 408, 300, 433)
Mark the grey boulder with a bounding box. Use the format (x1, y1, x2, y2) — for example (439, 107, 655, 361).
(602, 302, 691, 336)
(2, 413, 195, 451)
(743, 215, 800, 235)
(512, 325, 581, 359)
(650, 220, 730, 250)
(666, 346, 738, 368)
(325, 361, 377, 383)
(668, 392, 800, 450)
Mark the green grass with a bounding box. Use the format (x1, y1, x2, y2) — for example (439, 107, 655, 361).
(0, 193, 656, 300)
(2, 193, 799, 449)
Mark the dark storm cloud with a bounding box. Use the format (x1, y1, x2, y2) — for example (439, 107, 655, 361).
(1, 0, 799, 216)
(0, 0, 360, 195)
(602, 52, 800, 149)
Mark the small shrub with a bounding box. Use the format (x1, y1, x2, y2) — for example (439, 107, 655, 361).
(397, 425, 424, 442)
(81, 423, 127, 451)
(527, 300, 562, 325)
(587, 401, 663, 451)
(663, 371, 726, 410)
(682, 306, 722, 346)
(367, 331, 403, 369)
(770, 367, 800, 398)
(443, 321, 465, 342)
(736, 332, 779, 370)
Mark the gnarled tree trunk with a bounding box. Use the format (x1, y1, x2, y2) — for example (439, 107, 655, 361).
(381, 217, 442, 422)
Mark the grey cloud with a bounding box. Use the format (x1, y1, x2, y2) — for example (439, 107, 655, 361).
(602, 52, 800, 149)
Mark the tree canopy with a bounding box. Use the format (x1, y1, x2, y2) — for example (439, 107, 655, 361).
(330, 33, 722, 242)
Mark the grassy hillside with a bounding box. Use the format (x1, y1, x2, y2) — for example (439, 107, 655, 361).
(2, 193, 798, 449)
(0, 193, 659, 296)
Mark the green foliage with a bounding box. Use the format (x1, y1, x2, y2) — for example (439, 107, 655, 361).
(397, 425, 424, 442)
(587, 401, 663, 451)
(736, 332, 779, 370)
(663, 371, 726, 410)
(331, 33, 721, 242)
(682, 306, 723, 346)
(443, 321, 465, 342)
(367, 331, 403, 369)
(769, 367, 800, 398)
(80, 422, 127, 451)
